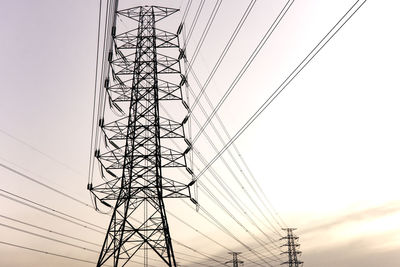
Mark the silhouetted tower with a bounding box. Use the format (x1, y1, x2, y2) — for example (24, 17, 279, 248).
(88, 3, 194, 267)
(226, 252, 244, 267)
(281, 228, 303, 267)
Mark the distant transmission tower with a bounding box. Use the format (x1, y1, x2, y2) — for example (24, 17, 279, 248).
(88, 3, 195, 267)
(226, 252, 244, 267)
(281, 228, 303, 267)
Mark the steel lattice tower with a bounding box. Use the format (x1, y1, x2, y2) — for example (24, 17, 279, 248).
(226, 252, 244, 267)
(281, 228, 303, 267)
(88, 4, 194, 267)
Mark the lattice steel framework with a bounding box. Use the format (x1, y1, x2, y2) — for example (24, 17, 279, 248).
(226, 252, 244, 267)
(88, 4, 194, 267)
(281, 228, 303, 267)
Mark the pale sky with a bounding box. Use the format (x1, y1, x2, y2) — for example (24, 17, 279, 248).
(0, 0, 399, 266)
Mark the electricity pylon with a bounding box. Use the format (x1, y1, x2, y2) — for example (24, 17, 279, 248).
(226, 252, 244, 267)
(88, 4, 194, 266)
(281, 228, 303, 267)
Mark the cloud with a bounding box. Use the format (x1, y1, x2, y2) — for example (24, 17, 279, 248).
(300, 200, 400, 235)
(302, 233, 400, 267)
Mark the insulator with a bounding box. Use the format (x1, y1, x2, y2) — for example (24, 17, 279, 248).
(111, 26, 116, 37)
(108, 140, 120, 149)
(190, 198, 198, 205)
(188, 180, 195, 186)
(184, 138, 192, 147)
(94, 149, 100, 158)
(106, 169, 117, 177)
(186, 167, 194, 175)
(99, 118, 104, 127)
(112, 101, 124, 113)
(115, 75, 123, 85)
(108, 51, 113, 62)
(177, 23, 183, 35)
(183, 146, 191, 154)
(104, 78, 109, 88)
(178, 49, 185, 60)
(100, 200, 112, 208)
(182, 100, 189, 111)
(87, 183, 93, 190)
(179, 74, 187, 86)
(182, 115, 189, 124)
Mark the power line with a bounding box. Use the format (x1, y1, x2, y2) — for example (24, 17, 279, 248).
(185, 0, 206, 44)
(0, 128, 82, 175)
(191, 0, 295, 144)
(190, 79, 287, 228)
(179, 72, 286, 231)
(161, 131, 283, 262)
(0, 161, 91, 208)
(0, 222, 99, 253)
(161, 106, 283, 241)
(89, 0, 116, 185)
(3, 95, 275, 263)
(235, 147, 287, 228)
(173, 239, 228, 267)
(0, 160, 235, 266)
(0, 186, 218, 266)
(180, 0, 293, 231)
(0, 213, 100, 247)
(194, 0, 367, 182)
(186, 0, 223, 69)
(187, 0, 257, 111)
(175, 250, 227, 262)
(0, 241, 102, 266)
(198, 203, 279, 266)
(180, 0, 193, 26)
(197, 182, 281, 263)
(3, 160, 234, 265)
(0, 188, 105, 234)
(0, 156, 244, 264)
(167, 209, 232, 253)
(188, 111, 283, 237)
(88, 0, 104, 191)
(179, 197, 277, 266)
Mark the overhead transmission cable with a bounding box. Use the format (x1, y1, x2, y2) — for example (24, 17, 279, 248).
(180, 0, 193, 26)
(184, 72, 286, 229)
(197, 203, 281, 265)
(174, 240, 227, 267)
(195, 179, 281, 263)
(194, 0, 367, 182)
(161, 105, 282, 240)
(89, 0, 117, 185)
(191, 0, 295, 144)
(162, 107, 283, 251)
(182, 0, 291, 229)
(0, 128, 82, 175)
(0, 157, 235, 263)
(0, 162, 90, 208)
(185, 0, 223, 70)
(0, 241, 101, 266)
(179, 201, 265, 267)
(187, 0, 257, 112)
(0, 214, 99, 247)
(0, 182, 223, 264)
(185, 0, 206, 44)
(176, 98, 283, 237)
(0, 188, 104, 233)
(88, 0, 104, 186)
(0, 222, 99, 253)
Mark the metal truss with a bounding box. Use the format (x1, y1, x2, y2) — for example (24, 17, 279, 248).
(281, 228, 304, 267)
(88, 5, 194, 267)
(226, 252, 244, 267)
